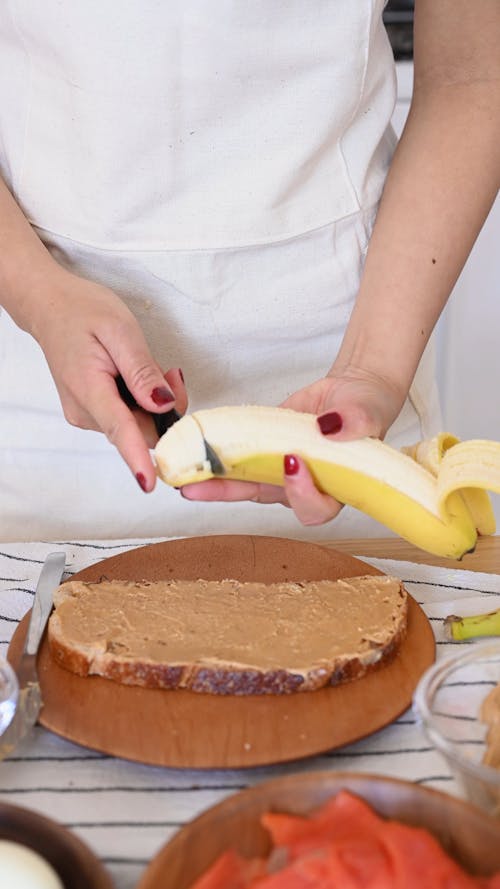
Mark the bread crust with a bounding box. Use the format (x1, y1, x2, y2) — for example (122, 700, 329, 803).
(48, 576, 408, 695)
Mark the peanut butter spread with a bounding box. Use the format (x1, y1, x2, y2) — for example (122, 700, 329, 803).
(480, 684, 500, 768)
(49, 575, 407, 676)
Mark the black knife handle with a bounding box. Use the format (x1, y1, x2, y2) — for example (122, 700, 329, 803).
(115, 375, 180, 437)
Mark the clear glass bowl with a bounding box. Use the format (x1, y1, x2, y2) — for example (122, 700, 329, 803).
(414, 642, 500, 816)
(0, 657, 18, 735)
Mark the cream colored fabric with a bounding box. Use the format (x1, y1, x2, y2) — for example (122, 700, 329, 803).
(0, 0, 396, 249)
(0, 214, 441, 541)
(0, 2, 442, 540)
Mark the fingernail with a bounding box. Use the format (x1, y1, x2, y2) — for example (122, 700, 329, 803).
(136, 472, 148, 492)
(178, 368, 185, 384)
(151, 386, 175, 406)
(317, 411, 343, 436)
(284, 454, 300, 476)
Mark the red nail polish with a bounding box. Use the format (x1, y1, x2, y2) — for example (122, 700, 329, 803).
(284, 454, 300, 476)
(317, 412, 343, 436)
(178, 368, 185, 383)
(136, 472, 148, 492)
(151, 386, 174, 406)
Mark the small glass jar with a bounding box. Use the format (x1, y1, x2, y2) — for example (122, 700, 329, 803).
(414, 642, 500, 816)
(0, 657, 18, 735)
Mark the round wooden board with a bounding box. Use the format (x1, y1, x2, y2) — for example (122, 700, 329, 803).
(137, 771, 500, 889)
(8, 536, 435, 769)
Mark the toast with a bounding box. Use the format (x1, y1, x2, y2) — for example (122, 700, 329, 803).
(47, 575, 408, 695)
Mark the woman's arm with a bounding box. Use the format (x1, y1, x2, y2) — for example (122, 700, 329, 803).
(330, 0, 500, 418)
(0, 176, 186, 491)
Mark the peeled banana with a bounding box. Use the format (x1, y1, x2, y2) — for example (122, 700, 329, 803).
(444, 609, 500, 641)
(154, 405, 500, 559)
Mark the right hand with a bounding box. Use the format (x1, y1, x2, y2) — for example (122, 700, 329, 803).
(181, 366, 405, 524)
(28, 267, 187, 491)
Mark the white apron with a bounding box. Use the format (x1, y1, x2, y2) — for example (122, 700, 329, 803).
(0, 1, 441, 541)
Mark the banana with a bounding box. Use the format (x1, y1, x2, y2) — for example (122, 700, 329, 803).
(402, 434, 497, 536)
(154, 405, 500, 559)
(444, 609, 500, 641)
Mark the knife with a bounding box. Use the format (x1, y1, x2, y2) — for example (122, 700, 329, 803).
(116, 374, 225, 475)
(0, 552, 66, 758)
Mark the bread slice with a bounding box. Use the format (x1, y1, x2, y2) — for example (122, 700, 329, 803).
(47, 575, 408, 695)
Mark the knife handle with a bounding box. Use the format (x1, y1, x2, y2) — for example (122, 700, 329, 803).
(116, 375, 224, 473)
(115, 375, 180, 437)
(26, 552, 66, 656)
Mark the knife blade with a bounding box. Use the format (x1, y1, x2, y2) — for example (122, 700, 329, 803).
(0, 552, 66, 758)
(116, 374, 225, 474)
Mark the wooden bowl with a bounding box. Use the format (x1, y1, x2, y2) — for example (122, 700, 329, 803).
(0, 802, 114, 889)
(137, 771, 500, 889)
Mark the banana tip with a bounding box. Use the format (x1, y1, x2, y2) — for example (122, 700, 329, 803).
(443, 614, 463, 642)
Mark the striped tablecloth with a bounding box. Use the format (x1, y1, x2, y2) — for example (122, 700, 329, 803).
(1, 539, 500, 889)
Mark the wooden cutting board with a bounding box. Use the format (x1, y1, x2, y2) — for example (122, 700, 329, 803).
(8, 535, 435, 769)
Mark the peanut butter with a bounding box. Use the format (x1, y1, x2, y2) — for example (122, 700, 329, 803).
(50, 575, 406, 680)
(481, 684, 500, 768)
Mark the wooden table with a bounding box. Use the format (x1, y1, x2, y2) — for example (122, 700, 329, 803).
(324, 535, 500, 574)
(1, 536, 500, 889)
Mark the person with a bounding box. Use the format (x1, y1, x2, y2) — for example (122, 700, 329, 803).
(0, 1, 498, 542)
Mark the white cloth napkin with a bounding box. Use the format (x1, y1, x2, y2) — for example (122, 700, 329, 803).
(1, 539, 500, 889)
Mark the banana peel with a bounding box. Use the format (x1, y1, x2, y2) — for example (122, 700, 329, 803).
(154, 405, 500, 559)
(444, 609, 500, 642)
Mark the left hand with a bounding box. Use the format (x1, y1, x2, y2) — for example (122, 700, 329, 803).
(180, 368, 405, 526)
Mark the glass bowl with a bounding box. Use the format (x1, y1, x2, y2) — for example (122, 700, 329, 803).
(414, 641, 500, 815)
(0, 658, 18, 736)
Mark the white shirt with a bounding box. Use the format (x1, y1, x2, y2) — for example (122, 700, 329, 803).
(0, 1, 442, 543)
(0, 0, 396, 250)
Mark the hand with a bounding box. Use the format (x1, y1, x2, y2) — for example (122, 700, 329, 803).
(29, 267, 188, 491)
(180, 367, 405, 525)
